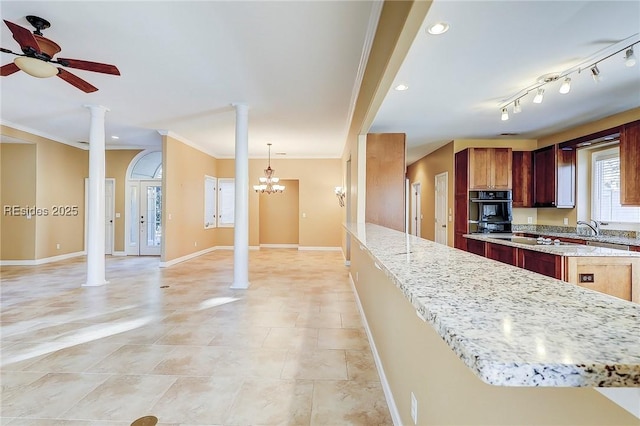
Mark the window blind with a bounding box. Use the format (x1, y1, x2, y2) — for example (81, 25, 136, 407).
(592, 148, 640, 223)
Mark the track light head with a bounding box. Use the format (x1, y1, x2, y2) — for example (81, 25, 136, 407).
(559, 77, 571, 94)
(533, 88, 544, 104)
(624, 47, 637, 67)
(591, 64, 601, 82)
(513, 98, 522, 113)
(501, 108, 509, 121)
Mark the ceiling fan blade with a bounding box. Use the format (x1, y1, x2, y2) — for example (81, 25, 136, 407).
(57, 68, 98, 93)
(0, 62, 20, 76)
(56, 58, 120, 75)
(3, 20, 41, 54)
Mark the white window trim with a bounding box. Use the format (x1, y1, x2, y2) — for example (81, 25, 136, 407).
(204, 175, 217, 229)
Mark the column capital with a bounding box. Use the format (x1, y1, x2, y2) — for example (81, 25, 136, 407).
(83, 104, 110, 114)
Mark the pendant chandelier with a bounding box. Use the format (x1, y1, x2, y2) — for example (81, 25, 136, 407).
(253, 143, 285, 194)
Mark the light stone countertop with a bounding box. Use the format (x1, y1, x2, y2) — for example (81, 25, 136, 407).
(464, 234, 640, 257)
(514, 230, 640, 248)
(345, 222, 640, 387)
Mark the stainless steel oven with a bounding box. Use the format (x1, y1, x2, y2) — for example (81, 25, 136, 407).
(469, 191, 512, 233)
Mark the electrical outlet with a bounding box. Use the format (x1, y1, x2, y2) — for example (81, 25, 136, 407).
(411, 392, 418, 425)
(527, 217, 533, 224)
(56, 243, 60, 250)
(194, 241, 197, 247)
(356, 271, 358, 282)
(579, 273, 595, 283)
(563, 217, 569, 225)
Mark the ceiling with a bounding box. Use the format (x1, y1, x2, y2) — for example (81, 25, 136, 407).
(0, 1, 378, 158)
(1, 1, 639, 163)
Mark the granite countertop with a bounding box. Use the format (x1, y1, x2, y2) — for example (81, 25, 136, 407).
(345, 222, 640, 387)
(464, 234, 640, 257)
(514, 229, 640, 248)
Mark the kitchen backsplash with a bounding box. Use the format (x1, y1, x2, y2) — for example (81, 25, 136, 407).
(512, 224, 639, 240)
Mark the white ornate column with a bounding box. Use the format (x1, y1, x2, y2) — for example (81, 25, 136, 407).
(231, 103, 250, 289)
(84, 104, 109, 287)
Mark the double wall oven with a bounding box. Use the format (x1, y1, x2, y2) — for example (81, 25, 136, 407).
(469, 190, 512, 234)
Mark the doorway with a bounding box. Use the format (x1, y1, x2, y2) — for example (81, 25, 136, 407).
(410, 182, 422, 237)
(435, 172, 448, 245)
(84, 178, 115, 255)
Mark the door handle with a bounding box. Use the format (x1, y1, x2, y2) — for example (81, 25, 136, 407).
(110, 220, 113, 223)
(441, 225, 446, 228)
(141, 221, 145, 224)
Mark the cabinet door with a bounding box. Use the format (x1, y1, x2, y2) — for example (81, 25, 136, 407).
(518, 249, 563, 279)
(468, 148, 492, 189)
(620, 120, 640, 205)
(512, 151, 532, 207)
(486, 242, 517, 266)
(466, 239, 486, 256)
(556, 147, 576, 208)
(491, 148, 512, 189)
(533, 145, 557, 207)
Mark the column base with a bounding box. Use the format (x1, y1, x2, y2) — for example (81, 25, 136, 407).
(230, 281, 250, 289)
(83, 280, 109, 287)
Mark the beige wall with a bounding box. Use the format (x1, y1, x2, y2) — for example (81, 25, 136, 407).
(1, 125, 88, 261)
(105, 150, 141, 252)
(259, 179, 299, 245)
(406, 142, 454, 244)
(1, 143, 37, 260)
(162, 135, 217, 262)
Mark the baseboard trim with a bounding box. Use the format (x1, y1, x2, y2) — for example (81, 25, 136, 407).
(297, 246, 341, 251)
(111, 251, 127, 257)
(349, 273, 401, 425)
(159, 247, 216, 268)
(0, 251, 85, 266)
(260, 244, 299, 249)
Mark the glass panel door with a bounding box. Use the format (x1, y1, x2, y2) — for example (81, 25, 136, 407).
(140, 181, 162, 255)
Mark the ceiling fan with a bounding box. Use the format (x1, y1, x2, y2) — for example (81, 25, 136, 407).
(0, 15, 120, 93)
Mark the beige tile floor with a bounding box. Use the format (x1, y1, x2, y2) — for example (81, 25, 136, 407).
(1, 249, 392, 425)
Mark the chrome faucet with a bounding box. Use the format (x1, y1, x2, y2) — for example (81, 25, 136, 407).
(577, 220, 600, 236)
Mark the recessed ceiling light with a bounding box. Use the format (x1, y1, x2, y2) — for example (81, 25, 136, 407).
(394, 84, 409, 91)
(111, 135, 119, 139)
(427, 22, 449, 35)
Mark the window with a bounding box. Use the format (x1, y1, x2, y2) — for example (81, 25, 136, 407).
(217, 178, 235, 227)
(592, 146, 640, 223)
(204, 176, 217, 229)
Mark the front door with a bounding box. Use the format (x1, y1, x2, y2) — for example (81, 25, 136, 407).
(139, 181, 162, 256)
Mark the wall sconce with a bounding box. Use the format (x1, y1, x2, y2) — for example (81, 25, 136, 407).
(335, 186, 345, 207)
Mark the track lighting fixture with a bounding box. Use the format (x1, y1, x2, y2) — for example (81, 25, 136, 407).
(498, 38, 638, 121)
(513, 98, 521, 113)
(624, 48, 637, 67)
(591, 64, 601, 82)
(533, 88, 544, 104)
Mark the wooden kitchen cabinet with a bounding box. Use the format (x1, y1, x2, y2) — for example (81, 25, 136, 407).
(486, 242, 517, 266)
(620, 120, 640, 206)
(533, 144, 575, 208)
(468, 148, 512, 190)
(466, 239, 486, 256)
(454, 149, 469, 250)
(512, 151, 533, 207)
(518, 248, 563, 279)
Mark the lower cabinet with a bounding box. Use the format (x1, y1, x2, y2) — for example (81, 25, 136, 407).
(464, 237, 639, 302)
(518, 249, 563, 279)
(486, 242, 517, 266)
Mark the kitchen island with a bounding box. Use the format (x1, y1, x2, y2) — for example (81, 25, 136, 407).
(346, 223, 640, 425)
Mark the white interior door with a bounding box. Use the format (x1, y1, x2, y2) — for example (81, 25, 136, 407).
(435, 172, 448, 245)
(105, 179, 115, 254)
(411, 182, 422, 237)
(139, 181, 162, 256)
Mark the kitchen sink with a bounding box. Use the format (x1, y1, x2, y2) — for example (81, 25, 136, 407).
(488, 236, 579, 246)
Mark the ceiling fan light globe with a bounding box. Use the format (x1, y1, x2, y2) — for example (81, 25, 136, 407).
(14, 56, 57, 78)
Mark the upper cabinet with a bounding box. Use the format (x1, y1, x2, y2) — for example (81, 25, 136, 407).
(533, 144, 575, 208)
(620, 120, 640, 206)
(467, 147, 512, 190)
(512, 151, 533, 208)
